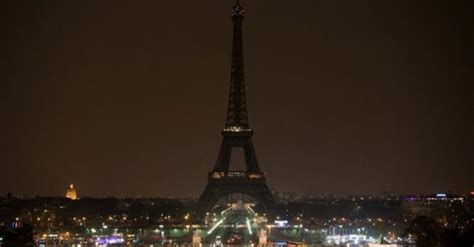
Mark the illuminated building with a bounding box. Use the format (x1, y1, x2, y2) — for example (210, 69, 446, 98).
(65, 184, 78, 200)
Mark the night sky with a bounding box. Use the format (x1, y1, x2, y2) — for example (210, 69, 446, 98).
(2, 0, 473, 198)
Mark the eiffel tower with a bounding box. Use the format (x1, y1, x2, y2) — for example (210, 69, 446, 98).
(196, 0, 275, 216)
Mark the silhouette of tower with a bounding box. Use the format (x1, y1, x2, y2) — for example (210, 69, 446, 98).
(196, 1, 275, 216)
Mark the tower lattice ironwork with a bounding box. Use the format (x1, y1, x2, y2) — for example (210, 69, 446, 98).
(196, 1, 275, 216)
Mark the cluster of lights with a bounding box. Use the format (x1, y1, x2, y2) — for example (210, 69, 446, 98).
(223, 126, 250, 132)
(326, 234, 370, 245)
(212, 171, 262, 179)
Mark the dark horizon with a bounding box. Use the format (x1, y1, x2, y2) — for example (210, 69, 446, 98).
(3, 0, 473, 198)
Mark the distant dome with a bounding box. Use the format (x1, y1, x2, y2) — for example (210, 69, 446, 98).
(65, 184, 78, 200)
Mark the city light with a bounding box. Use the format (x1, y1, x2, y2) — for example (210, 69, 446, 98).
(246, 218, 252, 235)
(207, 219, 224, 234)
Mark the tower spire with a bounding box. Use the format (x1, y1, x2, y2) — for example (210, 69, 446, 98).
(225, 0, 248, 130)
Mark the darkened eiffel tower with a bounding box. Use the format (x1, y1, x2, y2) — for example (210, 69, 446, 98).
(196, 0, 275, 216)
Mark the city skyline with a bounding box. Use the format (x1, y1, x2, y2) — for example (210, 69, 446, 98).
(3, 0, 473, 197)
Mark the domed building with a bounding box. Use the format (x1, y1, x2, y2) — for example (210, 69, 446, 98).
(65, 184, 78, 200)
